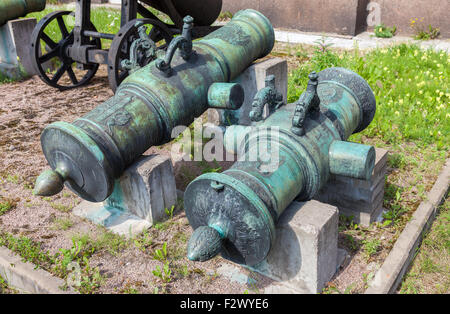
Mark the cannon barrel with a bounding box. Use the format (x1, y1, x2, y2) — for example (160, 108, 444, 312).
(0, 0, 46, 26)
(184, 67, 377, 266)
(34, 9, 274, 202)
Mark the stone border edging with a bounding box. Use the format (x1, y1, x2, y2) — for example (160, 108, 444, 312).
(365, 159, 450, 294)
(274, 30, 450, 53)
(0, 247, 77, 294)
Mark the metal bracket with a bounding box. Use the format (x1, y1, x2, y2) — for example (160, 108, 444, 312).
(121, 21, 158, 73)
(291, 71, 321, 136)
(155, 15, 194, 76)
(249, 75, 284, 122)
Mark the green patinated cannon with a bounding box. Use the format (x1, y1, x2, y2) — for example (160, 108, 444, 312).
(33, 9, 274, 202)
(0, 0, 46, 26)
(185, 67, 377, 266)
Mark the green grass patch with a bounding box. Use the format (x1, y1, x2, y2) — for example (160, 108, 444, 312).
(288, 42, 449, 149)
(52, 217, 74, 231)
(399, 199, 450, 294)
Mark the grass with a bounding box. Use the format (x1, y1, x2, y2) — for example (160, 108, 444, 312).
(0, 196, 16, 216)
(0, 72, 15, 85)
(0, 274, 17, 294)
(374, 24, 397, 38)
(52, 217, 74, 231)
(0, 230, 104, 293)
(287, 42, 449, 149)
(283, 41, 449, 293)
(410, 18, 440, 40)
(399, 199, 449, 294)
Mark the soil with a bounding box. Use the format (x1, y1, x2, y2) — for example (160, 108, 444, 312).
(0, 65, 271, 294)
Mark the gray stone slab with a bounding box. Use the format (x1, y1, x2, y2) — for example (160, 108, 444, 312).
(207, 57, 288, 126)
(365, 159, 450, 294)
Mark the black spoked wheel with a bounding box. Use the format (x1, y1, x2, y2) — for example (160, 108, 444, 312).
(107, 18, 173, 92)
(30, 11, 101, 91)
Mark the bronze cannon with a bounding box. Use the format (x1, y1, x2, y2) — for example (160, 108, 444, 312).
(185, 68, 377, 266)
(34, 10, 275, 204)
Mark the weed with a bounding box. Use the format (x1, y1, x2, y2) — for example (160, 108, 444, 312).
(133, 229, 153, 253)
(50, 202, 73, 213)
(382, 189, 407, 226)
(199, 160, 222, 174)
(153, 242, 168, 261)
(410, 18, 440, 40)
(0, 273, 16, 294)
(165, 205, 175, 219)
(153, 262, 172, 283)
(218, 11, 233, 21)
(153, 221, 172, 231)
(362, 238, 381, 260)
(72, 230, 127, 256)
(345, 234, 359, 252)
(6, 175, 19, 184)
(52, 217, 74, 231)
(0, 232, 56, 268)
(388, 153, 407, 169)
(0, 197, 16, 216)
(374, 24, 397, 38)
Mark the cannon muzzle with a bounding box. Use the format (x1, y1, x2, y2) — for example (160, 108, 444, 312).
(34, 10, 275, 202)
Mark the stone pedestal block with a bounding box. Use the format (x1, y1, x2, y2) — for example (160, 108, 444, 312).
(73, 154, 177, 237)
(207, 57, 288, 126)
(314, 148, 388, 226)
(251, 200, 341, 293)
(0, 18, 37, 79)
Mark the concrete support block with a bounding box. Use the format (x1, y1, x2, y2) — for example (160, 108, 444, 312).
(0, 18, 37, 79)
(207, 57, 288, 126)
(314, 148, 388, 226)
(250, 200, 340, 294)
(73, 154, 177, 237)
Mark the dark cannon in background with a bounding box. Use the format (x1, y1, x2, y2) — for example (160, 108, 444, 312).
(29, 0, 223, 91)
